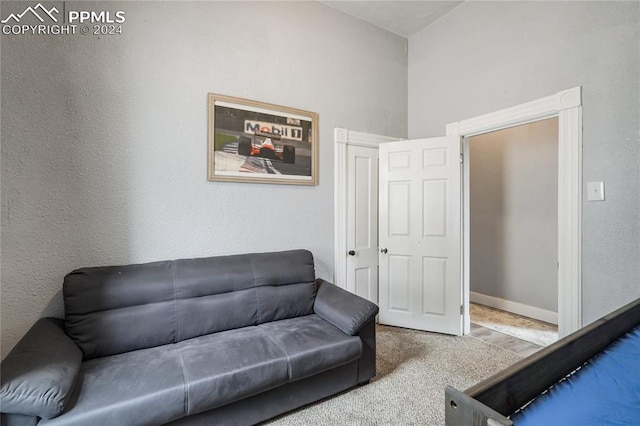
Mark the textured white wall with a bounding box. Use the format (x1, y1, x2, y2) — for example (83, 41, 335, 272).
(470, 119, 559, 312)
(0, 1, 408, 357)
(408, 1, 640, 325)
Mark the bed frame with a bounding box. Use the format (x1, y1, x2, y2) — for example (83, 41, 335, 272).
(445, 297, 640, 426)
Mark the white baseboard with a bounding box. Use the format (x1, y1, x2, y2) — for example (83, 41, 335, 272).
(470, 292, 558, 325)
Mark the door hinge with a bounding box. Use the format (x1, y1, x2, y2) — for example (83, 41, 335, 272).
(460, 305, 464, 315)
(459, 153, 464, 163)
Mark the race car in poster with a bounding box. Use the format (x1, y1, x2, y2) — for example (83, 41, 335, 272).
(237, 131, 296, 164)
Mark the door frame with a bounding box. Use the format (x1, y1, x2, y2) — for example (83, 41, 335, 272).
(446, 86, 583, 338)
(333, 128, 401, 289)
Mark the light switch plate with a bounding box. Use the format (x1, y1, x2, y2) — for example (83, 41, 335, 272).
(587, 181, 605, 201)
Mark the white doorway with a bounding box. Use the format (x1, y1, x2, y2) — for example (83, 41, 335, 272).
(333, 129, 399, 300)
(470, 119, 559, 322)
(467, 118, 560, 346)
(449, 86, 582, 338)
(334, 86, 583, 338)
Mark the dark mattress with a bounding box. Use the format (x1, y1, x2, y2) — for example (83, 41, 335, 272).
(510, 325, 640, 425)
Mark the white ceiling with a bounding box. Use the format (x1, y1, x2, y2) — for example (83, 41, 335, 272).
(320, 1, 465, 38)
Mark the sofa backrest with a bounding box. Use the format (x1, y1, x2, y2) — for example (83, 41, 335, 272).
(63, 250, 316, 359)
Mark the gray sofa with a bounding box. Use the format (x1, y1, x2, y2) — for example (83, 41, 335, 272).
(1, 250, 379, 426)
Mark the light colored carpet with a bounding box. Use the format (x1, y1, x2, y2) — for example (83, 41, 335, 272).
(266, 324, 523, 425)
(470, 303, 558, 347)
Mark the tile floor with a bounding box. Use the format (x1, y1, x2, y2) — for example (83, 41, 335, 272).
(469, 323, 543, 357)
(469, 304, 558, 357)
(470, 303, 559, 347)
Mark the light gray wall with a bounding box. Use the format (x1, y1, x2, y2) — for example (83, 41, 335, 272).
(408, 1, 640, 325)
(0, 1, 408, 357)
(470, 118, 559, 312)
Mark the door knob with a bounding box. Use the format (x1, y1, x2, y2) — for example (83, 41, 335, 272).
(348, 250, 356, 256)
(380, 248, 388, 254)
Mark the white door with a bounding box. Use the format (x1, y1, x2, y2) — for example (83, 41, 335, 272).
(346, 145, 379, 303)
(379, 137, 462, 335)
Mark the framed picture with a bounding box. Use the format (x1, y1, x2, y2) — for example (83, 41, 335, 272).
(208, 94, 319, 185)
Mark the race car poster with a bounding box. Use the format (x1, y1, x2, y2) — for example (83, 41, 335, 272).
(208, 93, 318, 185)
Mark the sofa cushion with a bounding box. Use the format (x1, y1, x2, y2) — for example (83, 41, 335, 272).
(174, 250, 316, 342)
(64, 250, 317, 360)
(250, 251, 317, 324)
(64, 261, 177, 359)
(259, 315, 363, 381)
(179, 327, 289, 415)
(38, 326, 292, 425)
(39, 344, 186, 426)
(172, 255, 259, 342)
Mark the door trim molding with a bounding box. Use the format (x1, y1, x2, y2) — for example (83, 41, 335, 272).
(446, 86, 582, 337)
(334, 128, 400, 289)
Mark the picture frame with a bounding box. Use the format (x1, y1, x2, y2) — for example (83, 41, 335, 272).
(208, 93, 319, 185)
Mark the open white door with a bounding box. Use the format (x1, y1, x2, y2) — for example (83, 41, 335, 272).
(379, 137, 462, 335)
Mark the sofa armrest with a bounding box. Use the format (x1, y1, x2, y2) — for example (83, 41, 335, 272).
(1, 318, 82, 419)
(314, 279, 379, 336)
